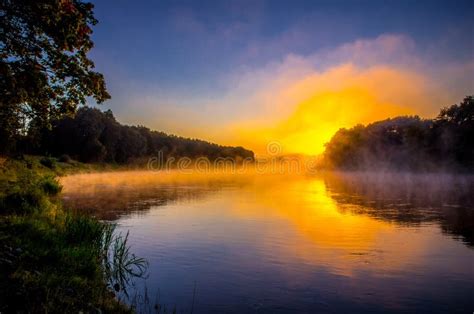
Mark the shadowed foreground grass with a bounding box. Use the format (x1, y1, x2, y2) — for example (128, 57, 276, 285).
(0, 156, 147, 313)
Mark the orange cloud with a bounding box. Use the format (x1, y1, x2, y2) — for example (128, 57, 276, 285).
(129, 35, 473, 155)
(229, 64, 434, 155)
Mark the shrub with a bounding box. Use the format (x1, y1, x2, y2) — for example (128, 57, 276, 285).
(58, 154, 72, 163)
(0, 188, 46, 215)
(40, 156, 56, 169)
(40, 176, 62, 195)
(0, 170, 60, 214)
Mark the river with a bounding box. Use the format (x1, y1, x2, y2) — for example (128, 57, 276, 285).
(61, 171, 474, 313)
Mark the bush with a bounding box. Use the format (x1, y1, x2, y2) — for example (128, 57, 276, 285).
(40, 156, 56, 169)
(0, 169, 60, 214)
(58, 154, 72, 163)
(39, 176, 62, 195)
(0, 188, 47, 215)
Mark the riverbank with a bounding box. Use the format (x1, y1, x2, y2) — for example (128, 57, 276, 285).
(0, 156, 144, 313)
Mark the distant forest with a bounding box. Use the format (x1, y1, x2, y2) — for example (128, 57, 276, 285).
(323, 96, 474, 172)
(12, 107, 255, 163)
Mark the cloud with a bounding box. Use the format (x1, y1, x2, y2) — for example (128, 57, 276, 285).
(226, 63, 430, 154)
(211, 34, 474, 154)
(113, 34, 473, 155)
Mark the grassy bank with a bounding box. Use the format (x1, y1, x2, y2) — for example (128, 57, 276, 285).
(0, 156, 146, 313)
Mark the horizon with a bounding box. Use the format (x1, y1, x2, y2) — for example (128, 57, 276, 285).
(89, 0, 473, 155)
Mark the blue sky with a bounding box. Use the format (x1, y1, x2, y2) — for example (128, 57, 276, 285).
(88, 0, 474, 153)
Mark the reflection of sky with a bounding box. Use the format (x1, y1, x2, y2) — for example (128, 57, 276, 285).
(89, 1, 474, 154)
(62, 171, 474, 313)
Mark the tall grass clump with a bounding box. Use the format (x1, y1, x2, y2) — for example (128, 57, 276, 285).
(63, 215, 149, 295)
(102, 226, 148, 295)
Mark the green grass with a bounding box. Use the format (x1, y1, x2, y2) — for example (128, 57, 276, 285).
(0, 156, 147, 313)
(0, 155, 126, 182)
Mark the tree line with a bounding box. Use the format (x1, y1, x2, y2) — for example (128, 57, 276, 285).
(1, 0, 110, 153)
(323, 96, 474, 172)
(15, 107, 255, 163)
(0, 0, 253, 164)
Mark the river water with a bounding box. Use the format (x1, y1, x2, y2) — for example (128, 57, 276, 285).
(61, 171, 474, 313)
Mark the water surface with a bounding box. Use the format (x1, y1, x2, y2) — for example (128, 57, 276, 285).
(61, 171, 474, 313)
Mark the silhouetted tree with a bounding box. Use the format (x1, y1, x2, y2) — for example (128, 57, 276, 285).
(323, 96, 474, 172)
(434, 96, 474, 169)
(0, 0, 109, 153)
(43, 107, 254, 164)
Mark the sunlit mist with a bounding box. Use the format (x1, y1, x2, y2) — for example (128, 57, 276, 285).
(231, 65, 427, 155)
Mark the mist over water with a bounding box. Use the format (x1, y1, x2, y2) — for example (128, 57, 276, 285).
(324, 171, 474, 246)
(61, 171, 474, 313)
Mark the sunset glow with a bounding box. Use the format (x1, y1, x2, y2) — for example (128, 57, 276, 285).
(230, 64, 430, 155)
(2, 1, 473, 312)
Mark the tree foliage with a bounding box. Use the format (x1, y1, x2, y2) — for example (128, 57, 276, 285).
(31, 107, 254, 163)
(323, 96, 474, 171)
(0, 0, 109, 152)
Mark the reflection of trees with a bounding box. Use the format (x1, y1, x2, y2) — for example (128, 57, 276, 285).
(324, 172, 474, 247)
(62, 181, 229, 221)
(61, 173, 254, 221)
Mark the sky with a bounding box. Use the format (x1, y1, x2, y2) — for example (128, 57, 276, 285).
(89, 0, 474, 155)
